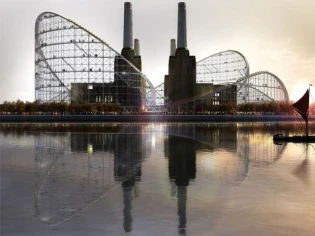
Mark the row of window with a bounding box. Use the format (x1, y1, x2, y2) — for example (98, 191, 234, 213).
(95, 96, 113, 103)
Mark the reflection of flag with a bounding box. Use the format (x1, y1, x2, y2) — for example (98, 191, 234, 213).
(292, 159, 309, 186)
(292, 89, 309, 122)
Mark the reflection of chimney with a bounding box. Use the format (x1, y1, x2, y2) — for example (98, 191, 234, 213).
(134, 181, 140, 197)
(170, 180, 177, 197)
(177, 186, 187, 235)
(123, 2, 133, 49)
(123, 186, 133, 232)
(170, 39, 176, 56)
(134, 39, 140, 56)
(177, 2, 187, 49)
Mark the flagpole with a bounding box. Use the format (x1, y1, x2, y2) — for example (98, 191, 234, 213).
(307, 84, 312, 136)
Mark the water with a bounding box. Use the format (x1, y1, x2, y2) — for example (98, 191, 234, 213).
(1, 122, 314, 236)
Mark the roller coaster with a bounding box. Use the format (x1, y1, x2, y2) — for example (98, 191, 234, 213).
(154, 51, 289, 113)
(35, 12, 289, 113)
(35, 12, 156, 112)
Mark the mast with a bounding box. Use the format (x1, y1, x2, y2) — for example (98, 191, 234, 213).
(307, 84, 313, 137)
(305, 114, 308, 137)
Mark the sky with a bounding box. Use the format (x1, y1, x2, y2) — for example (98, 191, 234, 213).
(0, 0, 315, 103)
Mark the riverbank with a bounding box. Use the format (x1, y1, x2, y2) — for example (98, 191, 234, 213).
(0, 114, 313, 122)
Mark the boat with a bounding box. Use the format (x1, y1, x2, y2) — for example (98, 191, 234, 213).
(273, 87, 315, 143)
(273, 133, 315, 142)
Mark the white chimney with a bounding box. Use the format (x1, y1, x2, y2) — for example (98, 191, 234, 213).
(170, 39, 176, 56)
(134, 39, 140, 56)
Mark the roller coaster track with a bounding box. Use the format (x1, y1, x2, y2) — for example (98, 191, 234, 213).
(35, 12, 156, 106)
(168, 70, 289, 107)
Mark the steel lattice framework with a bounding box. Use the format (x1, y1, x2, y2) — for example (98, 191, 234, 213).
(166, 71, 289, 113)
(154, 83, 165, 107)
(196, 50, 250, 84)
(155, 50, 289, 111)
(236, 71, 289, 104)
(35, 12, 156, 112)
(35, 12, 288, 113)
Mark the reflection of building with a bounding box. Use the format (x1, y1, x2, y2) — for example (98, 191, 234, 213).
(167, 123, 287, 179)
(167, 123, 237, 151)
(167, 123, 286, 167)
(167, 135, 196, 234)
(236, 123, 286, 166)
(34, 127, 148, 228)
(168, 136, 196, 186)
(114, 130, 145, 181)
(30, 123, 287, 230)
(114, 126, 146, 232)
(71, 126, 147, 233)
(71, 133, 114, 152)
(34, 133, 116, 225)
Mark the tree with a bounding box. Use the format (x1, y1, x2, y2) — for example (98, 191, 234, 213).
(16, 100, 25, 114)
(25, 102, 36, 114)
(58, 102, 69, 114)
(225, 101, 237, 114)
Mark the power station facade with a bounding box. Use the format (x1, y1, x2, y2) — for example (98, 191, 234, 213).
(35, 2, 289, 114)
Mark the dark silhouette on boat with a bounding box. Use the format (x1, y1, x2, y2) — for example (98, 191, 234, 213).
(273, 86, 315, 143)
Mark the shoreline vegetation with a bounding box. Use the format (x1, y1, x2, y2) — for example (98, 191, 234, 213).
(1, 100, 315, 122)
(2, 100, 315, 115)
(1, 115, 314, 123)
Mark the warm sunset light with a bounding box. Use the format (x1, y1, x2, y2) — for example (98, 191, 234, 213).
(291, 83, 314, 102)
(1, 1, 315, 235)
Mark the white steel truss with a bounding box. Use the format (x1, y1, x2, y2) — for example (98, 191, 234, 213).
(35, 13, 289, 113)
(35, 12, 156, 113)
(155, 50, 289, 110)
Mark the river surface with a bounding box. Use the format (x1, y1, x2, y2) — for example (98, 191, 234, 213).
(1, 122, 314, 236)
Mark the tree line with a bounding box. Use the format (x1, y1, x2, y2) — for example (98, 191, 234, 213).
(0, 100, 120, 115)
(0, 100, 314, 115)
(195, 101, 315, 115)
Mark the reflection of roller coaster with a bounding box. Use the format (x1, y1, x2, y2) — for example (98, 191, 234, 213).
(164, 123, 286, 233)
(0, 123, 286, 231)
(34, 126, 150, 227)
(166, 123, 287, 167)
